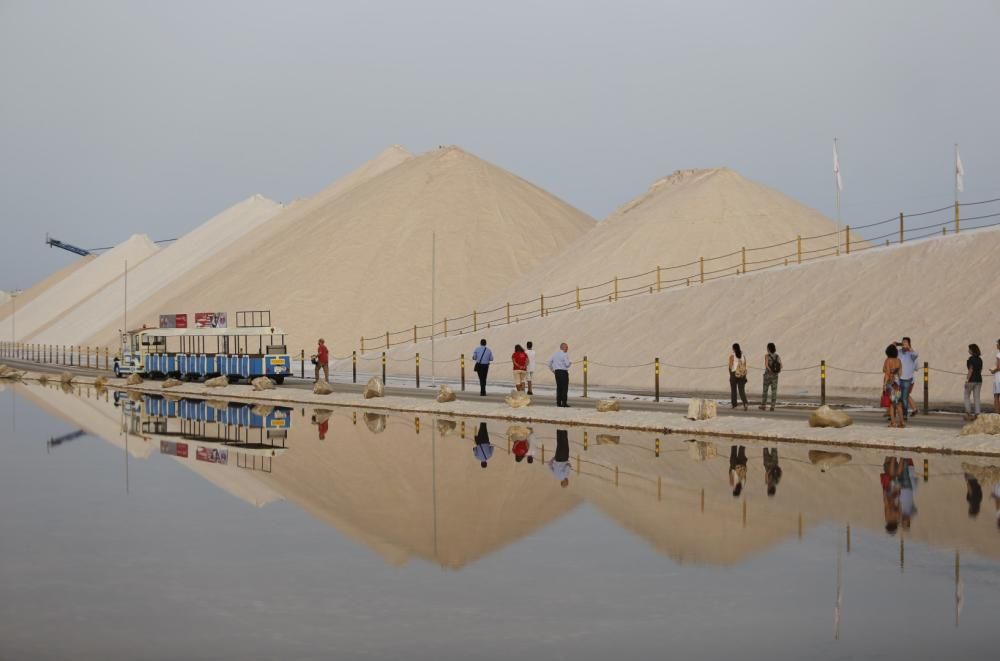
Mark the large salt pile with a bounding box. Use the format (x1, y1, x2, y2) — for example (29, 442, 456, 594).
(0, 290, 9, 305)
(386, 227, 1000, 403)
(490, 168, 850, 310)
(9, 235, 158, 341)
(29, 194, 283, 345)
(90, 145, 594, 353)
(83, 145, 414, 348)
(0, 255, 95, 326)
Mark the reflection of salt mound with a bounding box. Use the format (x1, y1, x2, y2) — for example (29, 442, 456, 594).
(492, 167, 847, 308)
(12, 234, 159, 341)
(99, 145, 594, 352)
(31, 195, 283, 345)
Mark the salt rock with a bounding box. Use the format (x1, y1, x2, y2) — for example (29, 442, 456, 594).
(1, 370, 25, 381)
(961, 461, 1000, 482)
(60, 372, 74, 385)
(436, 385, 457, 403)
(313, 381, 334, 395)
(507, 425, 531, 442)
(312, 409, 332, 424)
(363, 377, 384, 399)
(808, 450, 852, 471)
(252, 404, 274, 417)
(93, 376, 108, 389)
(436, 419, 458, 436)
(686, 440, 717, 461)
(808, 405, 853, 428)
(251, 377, 275, 391)
(207, 399, 229, 410)
(960, 413, 1000, 436)
(596, 399, 619, 412)
(125, 373, 143, 385)
(686, 399, 717, 420)
(505, 389, 531, 408)
(205, 375, 228, 388)
(37, 374, 49, 384)
(127, 390, 144, 402)
(596, 433, 620, 445)
(162, 378, 183, 389)
(364, 412, 387, 434)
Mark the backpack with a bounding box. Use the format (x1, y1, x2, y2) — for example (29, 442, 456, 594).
(768, 353, 782, 374)
(733, 355, 747, 379)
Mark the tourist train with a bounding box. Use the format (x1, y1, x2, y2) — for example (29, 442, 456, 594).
(114, 310, 291, 384)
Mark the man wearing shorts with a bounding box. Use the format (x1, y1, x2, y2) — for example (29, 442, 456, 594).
(525, 341, 536, 395)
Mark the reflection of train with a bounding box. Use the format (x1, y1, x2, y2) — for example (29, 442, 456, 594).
(114, 310, 291, 384)
(118, 391, 292, 473)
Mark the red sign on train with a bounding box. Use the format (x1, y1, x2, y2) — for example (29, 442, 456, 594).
(194, 312, 227, 329)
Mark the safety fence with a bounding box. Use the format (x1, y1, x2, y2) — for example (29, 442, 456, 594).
(0, 341, 974, 409)
(351, 197, 1000, 353)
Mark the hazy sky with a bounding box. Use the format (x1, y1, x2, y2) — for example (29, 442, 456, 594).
(2, 0, 998, 288)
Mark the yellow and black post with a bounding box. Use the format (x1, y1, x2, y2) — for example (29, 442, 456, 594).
(655, 438, 661, 458)
(846, 225, 851, 254)
(582, 355, 588, 398)
(415, 353, 420, 389)
(899, 212, 905, 244)
(300, 349, 305, 379)
(381, 351, 386, 384)
(460, 353, 466, 391)
(923, 361, 929, 414)
(352, 350, 357, 383)
(654, 357, 660, 402)
(820, 360, 827, 405)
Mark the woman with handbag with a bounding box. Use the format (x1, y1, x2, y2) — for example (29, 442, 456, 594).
(883, 344, 904, 428)
(729, 343, 749, 410)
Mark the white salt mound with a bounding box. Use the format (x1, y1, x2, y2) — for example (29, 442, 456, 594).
(30, 195, 283, 345)
(84, 146, 415, 348)
(10, 235, 158, 341)
(0, 256, 95, 326)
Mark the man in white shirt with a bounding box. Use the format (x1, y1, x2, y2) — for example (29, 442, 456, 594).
(525, 340, 536, 396)
(548, 342, 571, 407)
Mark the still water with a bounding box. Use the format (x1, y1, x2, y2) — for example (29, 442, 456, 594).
(1, 381, 998, 660)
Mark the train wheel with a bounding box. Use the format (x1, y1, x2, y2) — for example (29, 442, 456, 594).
(273, 376, 285, 385)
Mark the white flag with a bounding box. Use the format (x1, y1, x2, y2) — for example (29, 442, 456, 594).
(833, 140, 843, 192)
(955, 147, 964, 193)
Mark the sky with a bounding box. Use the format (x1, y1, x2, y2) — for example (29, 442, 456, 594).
(1, 0, 999, 288)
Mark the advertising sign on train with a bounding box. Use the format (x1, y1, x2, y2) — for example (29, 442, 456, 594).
(196, 446, 228, 465)
(159, 314, 188, 329)
(194, 312, 228, 329)
(159, 440, 189, 458)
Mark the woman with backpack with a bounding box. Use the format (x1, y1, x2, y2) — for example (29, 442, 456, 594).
(759, 342, 781, 411)
(729, 343, 749, 410)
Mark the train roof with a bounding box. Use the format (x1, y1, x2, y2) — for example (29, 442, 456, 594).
(125, 326, 286, 337)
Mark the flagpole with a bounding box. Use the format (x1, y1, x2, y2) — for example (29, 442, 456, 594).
(834, 137, 842, 227)
(430, 231, 436, 387)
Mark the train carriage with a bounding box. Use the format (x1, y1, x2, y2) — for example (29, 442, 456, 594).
(114, 310, 292, 384)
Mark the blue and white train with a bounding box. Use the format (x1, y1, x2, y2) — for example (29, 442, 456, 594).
(114, 311, 292, 384)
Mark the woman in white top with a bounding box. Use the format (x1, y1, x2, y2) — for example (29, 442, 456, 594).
(992, 339, 1000, 413)
(728, 343, 749, 410)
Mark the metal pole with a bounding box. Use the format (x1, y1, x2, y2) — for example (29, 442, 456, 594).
(352, 350, 357, 383)
(955, 143, 960, 234)
(431, 232, 436, 386)
(460, 353, 465, 391)
(821, 360, 826, 405)
(699, 257, 704, 283)
(583, 355, 588, 398)
(845, 225, 850, 254)
(381, 351, 386, 384)
(654, 357, 660, 402)
(300, 349, 305, 379)
(923, 361, 929, 414)
(415, 353, 420, 389)
(899, 212, 904, 244)
(797, 236, 802, 264)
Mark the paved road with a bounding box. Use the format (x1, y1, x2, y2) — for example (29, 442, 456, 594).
(4, 357, 966, 431)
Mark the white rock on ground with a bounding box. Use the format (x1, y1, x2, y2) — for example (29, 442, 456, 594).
(162, 378, 183, 389)
(505, 390, 531, 408)
(809, 405, 853, 428)
(125, 374, 143, 385)
(364, 377, 384, 399)
(205, 376, 228, 388)
(313, 381, 333, 395)
(436, 385, 457, 403)
(961, 414, 1000, 436)
(596, 399, 620, 412)
(252, 377, 275, 391)
(686, 399, 717, 420)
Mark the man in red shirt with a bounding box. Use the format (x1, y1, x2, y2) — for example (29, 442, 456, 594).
(314, 338, 329, 383)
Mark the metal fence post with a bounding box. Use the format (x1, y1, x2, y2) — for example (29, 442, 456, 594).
(583, 355, 588, 398)
(923, 361, 929, 414)
(415, 353, 420, 389)
(381, 351, 386, 384)
(461, 353, 466, 391)
(899, 212, 904, 244)
(820, 360, 826, 405)
(845, 225, 851, 254)
(300, 349, 305, 379)
(352, 350, 357, 383)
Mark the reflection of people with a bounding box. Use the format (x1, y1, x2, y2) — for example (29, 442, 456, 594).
(898, 458, 918, 529)
(548, 429, 571, 486)
(965, 474, 983, 517)
(992, 482, 1000, 530)
(512, 427, 535, 463)
(729, 445, 748, 497)
(473, 422, 494, 468)
(881, 457, 902, 535)
(763, 447, 782, 496)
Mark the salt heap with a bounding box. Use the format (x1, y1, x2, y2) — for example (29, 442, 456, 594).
(29, 194, 283, 345)
(491, 168, 849, 308)
(386, 226, 1000, 402)
(83, 145, 414, 348)
(0, 256, 95, 327)
(90, 145, 594, 353)
(0, 290, 9, 305)
(8, 235, 158, 341)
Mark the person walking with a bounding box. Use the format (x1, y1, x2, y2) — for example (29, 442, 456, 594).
(729, 343, 749, 410)
(897, 337, 919, 419)
(313, 338, 329, 383)
(512, 344, 529, 392)
(548, 343, 572, 407)
(472, 339, 494, 396)
(548, 429, 572, 487)
(992, 339, 1000, 413)
(759, 342, 781, 412)
(883, 344, 904, 428)
(965, 343, 983, 421)
(525, 341, 536, 395)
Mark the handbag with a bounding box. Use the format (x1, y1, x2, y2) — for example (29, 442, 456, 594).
(880, 390, 890, 408)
